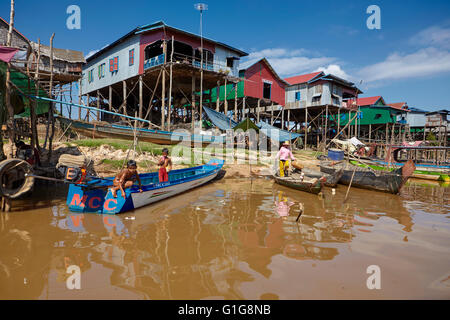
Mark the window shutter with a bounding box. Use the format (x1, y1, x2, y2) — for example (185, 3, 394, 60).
(114, 56, 118, 71)
(109, 59, 114, 72)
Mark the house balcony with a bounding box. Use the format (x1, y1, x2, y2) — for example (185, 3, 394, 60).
(143, 52, 233, 75)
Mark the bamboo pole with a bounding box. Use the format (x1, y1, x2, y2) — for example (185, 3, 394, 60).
(138, 76, 143, 120)
(304, 107, 308, 150)
(161, 41, 167, 130)
(234, 83, 238, 121)
(191, 74, 196, 131)
(96, 90, 100, 121)
(5, 0, 15, 158)
(167, 36, 174, 131)
(47, 33, 56, 161)
(216, 81, 220, 112)
(78, 78, 82, 120)
(224, 78, 228, 115)
(32, 39, 40, 150)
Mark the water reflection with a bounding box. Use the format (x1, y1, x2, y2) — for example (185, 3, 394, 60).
(0, 178, 449, 299)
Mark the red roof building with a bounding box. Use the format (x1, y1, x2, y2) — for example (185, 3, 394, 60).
(284, 71, 324, 85)
(387, 102, 409, 111)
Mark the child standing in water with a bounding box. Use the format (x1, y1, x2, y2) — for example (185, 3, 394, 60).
(158, 148, 172, 182)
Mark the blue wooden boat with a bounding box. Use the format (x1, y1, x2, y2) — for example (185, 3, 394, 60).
(57, 117, 226, 146)
(66, 159, 224, 214)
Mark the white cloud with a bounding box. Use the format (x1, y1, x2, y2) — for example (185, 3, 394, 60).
(314, 64, 351, 80)
(241, 47, 336, 77)
(357, 47, 450, 83)
(412, 26, 450, 49)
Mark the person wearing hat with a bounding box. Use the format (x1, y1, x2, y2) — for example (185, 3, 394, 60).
(276, 141, 296, 177)
(111, 160, 143, 198)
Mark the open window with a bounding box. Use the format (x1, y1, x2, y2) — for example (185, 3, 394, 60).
(226, 57, 234, 68)
(263, 82, 271, 99)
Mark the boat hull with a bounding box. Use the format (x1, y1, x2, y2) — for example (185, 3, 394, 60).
(67, 159, 224, 214)
(351, 160, 450, 182)
(273, 175, 322, 194)
(58, 117, 226, 147)
(320, 162, 408, 194)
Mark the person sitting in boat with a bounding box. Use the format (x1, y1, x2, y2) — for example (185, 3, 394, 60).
(276, 141, 296, 177)
(111, 160, 143, 198)
(158, 148, 172, 183)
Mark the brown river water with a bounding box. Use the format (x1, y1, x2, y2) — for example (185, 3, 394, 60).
(0, 177, 449, 299)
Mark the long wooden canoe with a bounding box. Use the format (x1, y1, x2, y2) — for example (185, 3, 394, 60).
(319, 160, 415, 194)
(273, 173, 323, 194)
(58, 117, 226, 147)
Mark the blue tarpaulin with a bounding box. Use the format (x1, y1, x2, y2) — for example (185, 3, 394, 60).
(202, 106, 237, 130)
(257, 121, 303, 142)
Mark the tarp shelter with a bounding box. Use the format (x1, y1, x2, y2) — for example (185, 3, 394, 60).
(202, 106, 237, 131)
(0, 61, 49, 119)
(257, 121, 303, 142)
(233, 118, 259, 132)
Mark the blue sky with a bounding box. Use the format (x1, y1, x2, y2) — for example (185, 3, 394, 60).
(2, 0, 450, 111)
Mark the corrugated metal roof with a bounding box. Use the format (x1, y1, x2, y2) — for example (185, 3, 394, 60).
(283, 71, 324, 85)
(86, 20, 248, 63)
(30, 42, 85, 63)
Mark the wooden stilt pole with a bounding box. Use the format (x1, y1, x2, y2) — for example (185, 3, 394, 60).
(304, 107, 308, 150)
(271, 103, 274, 125)
(32, 39, 41, 150)
(216, 81, 220, 112)
(234, 83, 238, 121)
(138, 76, 143, 119)
(47, 33, 56, 161)
(242, 96, 246, 120)
(78, 78, 82, 120)
(5, 0, 16, 158)
(224, 78, 228, 115)
(167, 36, 174, 131)
(257, 99, 260, 123)
(161, 41, 167, 130)
(191, 74, 196, 131)
(96, 90, 100, 121)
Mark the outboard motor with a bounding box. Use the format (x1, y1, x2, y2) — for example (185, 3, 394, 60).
(56, 154, 95, 184)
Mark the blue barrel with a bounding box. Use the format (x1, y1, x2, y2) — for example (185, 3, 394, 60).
(328, 148, 344, 161)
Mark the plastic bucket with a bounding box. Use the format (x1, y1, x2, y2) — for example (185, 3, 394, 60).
(328, 148, 344, 161)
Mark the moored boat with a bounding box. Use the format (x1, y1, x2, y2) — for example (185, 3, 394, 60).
(272, 173, 323, 194)
(67, 159, 224, 214)
(300, 167, 344, 188)
(320, 160, 415, 194)
(57, 116, 226, 147)
(359, 159, 450, 182)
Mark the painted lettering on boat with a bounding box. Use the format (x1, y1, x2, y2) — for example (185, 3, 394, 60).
(70, 194, 88, 208)
(104, 199, 118, 211)
(88, 197, 101, 209)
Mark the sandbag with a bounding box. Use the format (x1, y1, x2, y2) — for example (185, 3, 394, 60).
(292, 161, 304, 170)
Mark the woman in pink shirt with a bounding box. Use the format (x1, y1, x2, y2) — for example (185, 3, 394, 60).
(276, 141, 295, 177)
